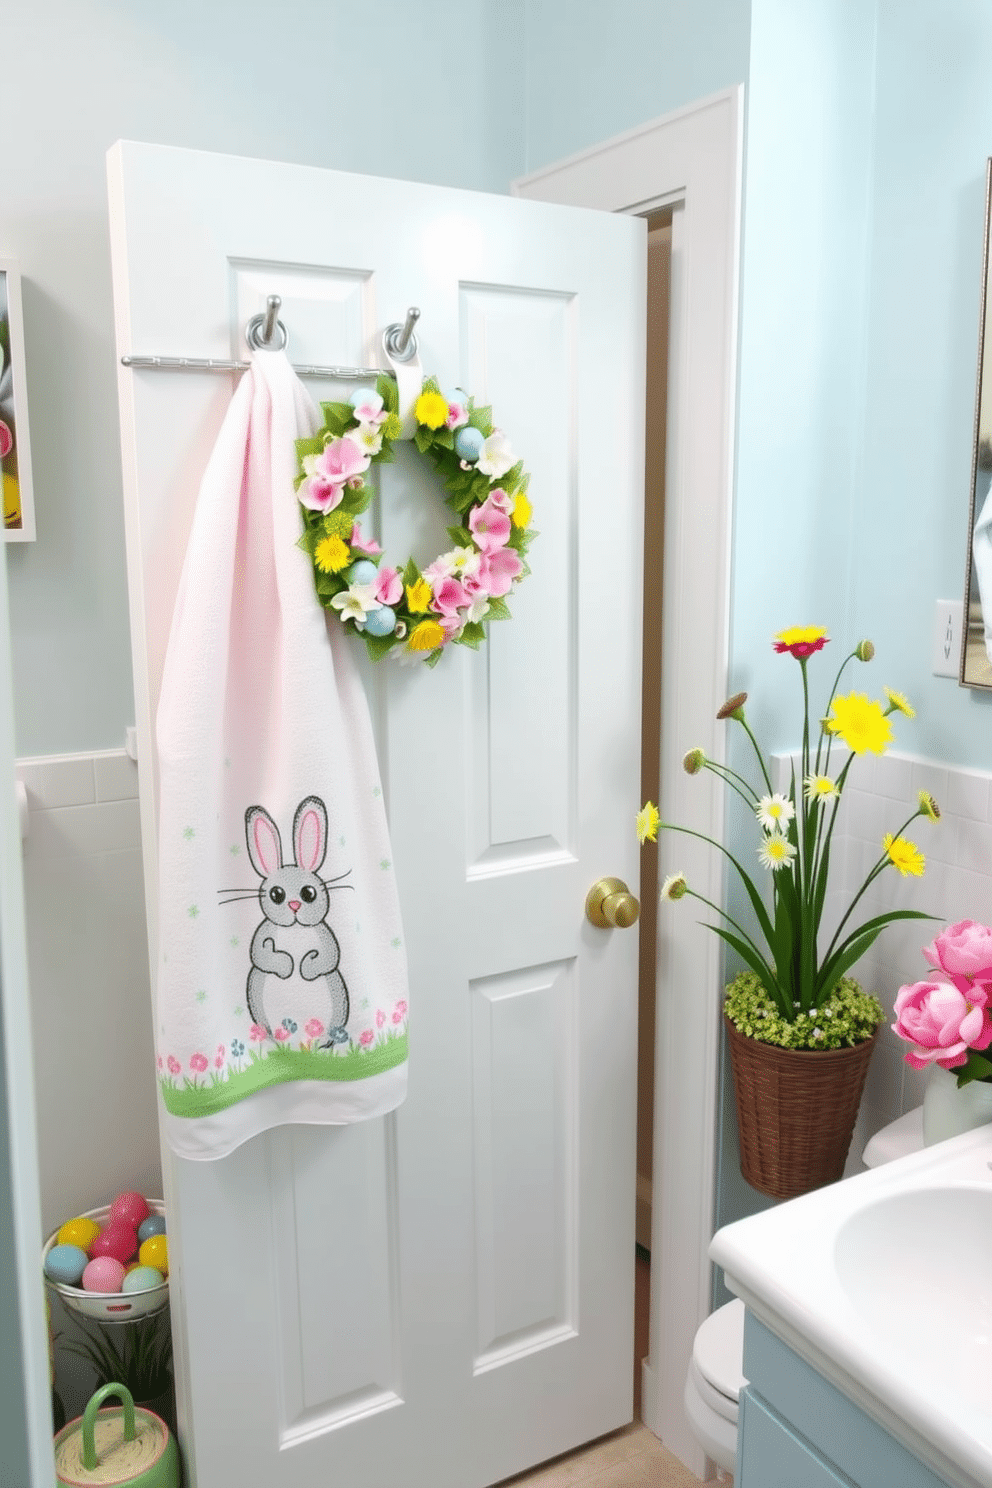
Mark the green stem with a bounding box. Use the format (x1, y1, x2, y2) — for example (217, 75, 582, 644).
(822, 807, 924, 965)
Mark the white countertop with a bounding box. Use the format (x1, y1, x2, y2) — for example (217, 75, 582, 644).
(710, 1123, 992, 1488)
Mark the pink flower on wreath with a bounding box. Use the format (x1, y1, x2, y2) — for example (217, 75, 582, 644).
(431, 576, 471, 616)
(487, 486, 514, 514)
(350, 391, 387, 428)
(249, 1023, 268, 1042)
(376, 1009, 386, 1028)
(477, 547, 523, 598)
(190, 1052, 209, 1074)
(892, 978, 992, 1069)
(305, 1018, 325, 1039)
(922, 920, 992, 994)
(375, 566, 403, 606)
(273, 1026, 290, 1042)
(350, 522, 383, 556)
(166, 1055, 180, 1076)
(214, 1044, 225, 1069)
(298, 437, 371, 514)
(468, 497, 512, 554)
(359, 1028, 375, 1047)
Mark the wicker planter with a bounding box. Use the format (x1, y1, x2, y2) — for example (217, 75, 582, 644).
(724, 1013, 879, 1200)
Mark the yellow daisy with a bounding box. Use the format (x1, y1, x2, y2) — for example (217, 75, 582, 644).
(414, 391, 450, 430)
(636, 801, 660, 844)
(826, 692, 893, 755)
(918, 790, 941, 823)
(883, 834, 925, 877)
(883, 686, 915, 718)
(314, 534, 351, 574)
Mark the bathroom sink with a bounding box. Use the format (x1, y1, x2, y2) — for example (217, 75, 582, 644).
(710, 1124, 992, 1488)
(835, 1186, 992, 1415)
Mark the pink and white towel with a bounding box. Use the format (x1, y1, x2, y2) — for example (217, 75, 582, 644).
(155, 348, 408, 1161)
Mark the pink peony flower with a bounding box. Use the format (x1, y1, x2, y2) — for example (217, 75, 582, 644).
(305, 1018, 325, 1039)
(892, 978, 992, 1069)
(359, 1028, 375, 1047)
(350, 522, 383, 556)
(273, 1026, 290, 1042)
(166, 1055, 181, 1076)
(469, 497, 512, 554)
(394, 999, 408, 1019)
(190, 1052, 209, 1073)
(214, 1044, 225, 1069)
(249, 1023, 268, 1042)
(375, 566, 403, 606)
(476, 547, 523, 598)
(922, 920, 992, 994)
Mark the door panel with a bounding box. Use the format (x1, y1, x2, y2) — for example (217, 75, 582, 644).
(108, 141, 645, 1488)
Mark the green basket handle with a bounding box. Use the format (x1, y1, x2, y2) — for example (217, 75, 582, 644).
(81, 1383, 136, 1471)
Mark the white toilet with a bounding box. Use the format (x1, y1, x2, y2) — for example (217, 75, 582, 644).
(683, 1106, 925, 1475)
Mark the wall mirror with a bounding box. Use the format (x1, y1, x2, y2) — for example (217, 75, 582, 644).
(963, 158, 992, 688)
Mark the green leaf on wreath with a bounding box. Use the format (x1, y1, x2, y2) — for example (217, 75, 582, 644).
(447, 525, 473, 547)
(338, 485, 373, 517)
(426, 648, 445, 668)
(296, 435, 324, 462)
(402, 557, 421, 588)
(322, 510, 354, 538)
(433, 427, 455, 451)
(470, 405, 493, 437)
(459, 621, 486, 649)
(364, 631, 401, 662)
(377, 374, 398, 413)
(319, 402, 354, 437)
(486, 596, 511, 622)
(414, 426, 433, 455)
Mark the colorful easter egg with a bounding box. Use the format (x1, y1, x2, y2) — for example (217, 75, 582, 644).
(82, 1256, 125, 1293)
(363, 605, 396, 638)
(108, 1191, 150, 1229)
(137, 1214, 166, 1243)
(122, 1266, 164, 1294)
(44, 1244, 88, 1286)
(138, 1235, 169, 1276)
(90, 1222, 138, 1264)
(454, 426, 484, 462)
(57, 1216, 101, 1251)
(345, 559, 379, 586)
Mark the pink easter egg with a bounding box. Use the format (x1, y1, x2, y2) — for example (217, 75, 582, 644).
(90, 1221, 137, 1264)
(82, 1256, 125, 1293)
(108, 1191, 150, 1229)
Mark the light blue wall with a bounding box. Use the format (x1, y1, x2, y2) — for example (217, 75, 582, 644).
(1, 0, 525, 757)
(854, 0, 992, 766)
(522, 0, 751, 175)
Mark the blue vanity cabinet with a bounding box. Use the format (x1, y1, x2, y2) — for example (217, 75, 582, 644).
(736, 1311, 955, 1488)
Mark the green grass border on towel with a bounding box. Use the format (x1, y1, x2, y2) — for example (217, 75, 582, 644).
(160, 1031, 408, 1118)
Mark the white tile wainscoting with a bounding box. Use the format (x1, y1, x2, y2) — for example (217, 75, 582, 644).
(772, 749, 992, 1171)
(16, 749, 161, 1235)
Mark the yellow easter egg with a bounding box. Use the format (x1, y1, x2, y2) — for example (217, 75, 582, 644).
(138, 1235, 168, 1275)
(57, 1217, 101, 1251)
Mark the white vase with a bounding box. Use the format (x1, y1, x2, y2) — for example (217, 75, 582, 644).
(922, 1065, 992, 1146)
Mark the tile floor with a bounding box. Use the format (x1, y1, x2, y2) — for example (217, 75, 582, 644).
(496, 1253, 709, 1488)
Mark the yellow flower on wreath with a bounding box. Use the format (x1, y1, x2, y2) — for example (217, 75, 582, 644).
(825, 691, 893, 755)
(405, 578, 432, 614)
(884, 833, 925, 877)
(314, 533, 351, 574)
(408, 619, 445, 652)
(512, 492, 532, 529)
(414, 391, 450, 430)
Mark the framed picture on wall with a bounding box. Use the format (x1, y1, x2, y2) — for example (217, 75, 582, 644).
(1, 259, 36, 542)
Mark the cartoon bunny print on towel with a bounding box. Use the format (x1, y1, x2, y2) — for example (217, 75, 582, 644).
(244, 795, 351, 1048)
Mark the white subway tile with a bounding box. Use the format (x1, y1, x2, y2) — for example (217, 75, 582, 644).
(17, 753, 95, 809)
(944, 768, 990, 824)
(93, 749, 139, 803)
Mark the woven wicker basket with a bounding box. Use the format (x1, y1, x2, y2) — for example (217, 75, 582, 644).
(724, 1014, 879, 1201)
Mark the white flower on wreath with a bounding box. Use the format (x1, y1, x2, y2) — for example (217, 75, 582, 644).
(466, 595, 490, 624)
(477, 430, 514, 480)
(345, 423, 384, 457)
(330, 582, 380, 623)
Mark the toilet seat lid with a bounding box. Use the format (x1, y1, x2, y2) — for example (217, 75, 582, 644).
(692, 1298, 746, 1402)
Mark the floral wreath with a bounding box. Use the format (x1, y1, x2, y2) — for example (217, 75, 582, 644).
(294, 376, 535, 666)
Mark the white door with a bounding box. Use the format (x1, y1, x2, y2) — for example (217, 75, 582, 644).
(108, 142, 646, 1488)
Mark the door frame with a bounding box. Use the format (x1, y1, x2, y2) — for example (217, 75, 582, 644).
(513, 86, 743, 1477)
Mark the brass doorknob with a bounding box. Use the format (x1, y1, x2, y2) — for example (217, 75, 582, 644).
(585, 877, 640, 929)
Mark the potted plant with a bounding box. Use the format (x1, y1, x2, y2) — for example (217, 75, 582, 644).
(60, 1307, 175, 1438)
(638, 626, 940, 1199)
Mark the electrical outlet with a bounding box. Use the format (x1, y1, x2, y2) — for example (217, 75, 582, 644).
(932, 599, 963, 677)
